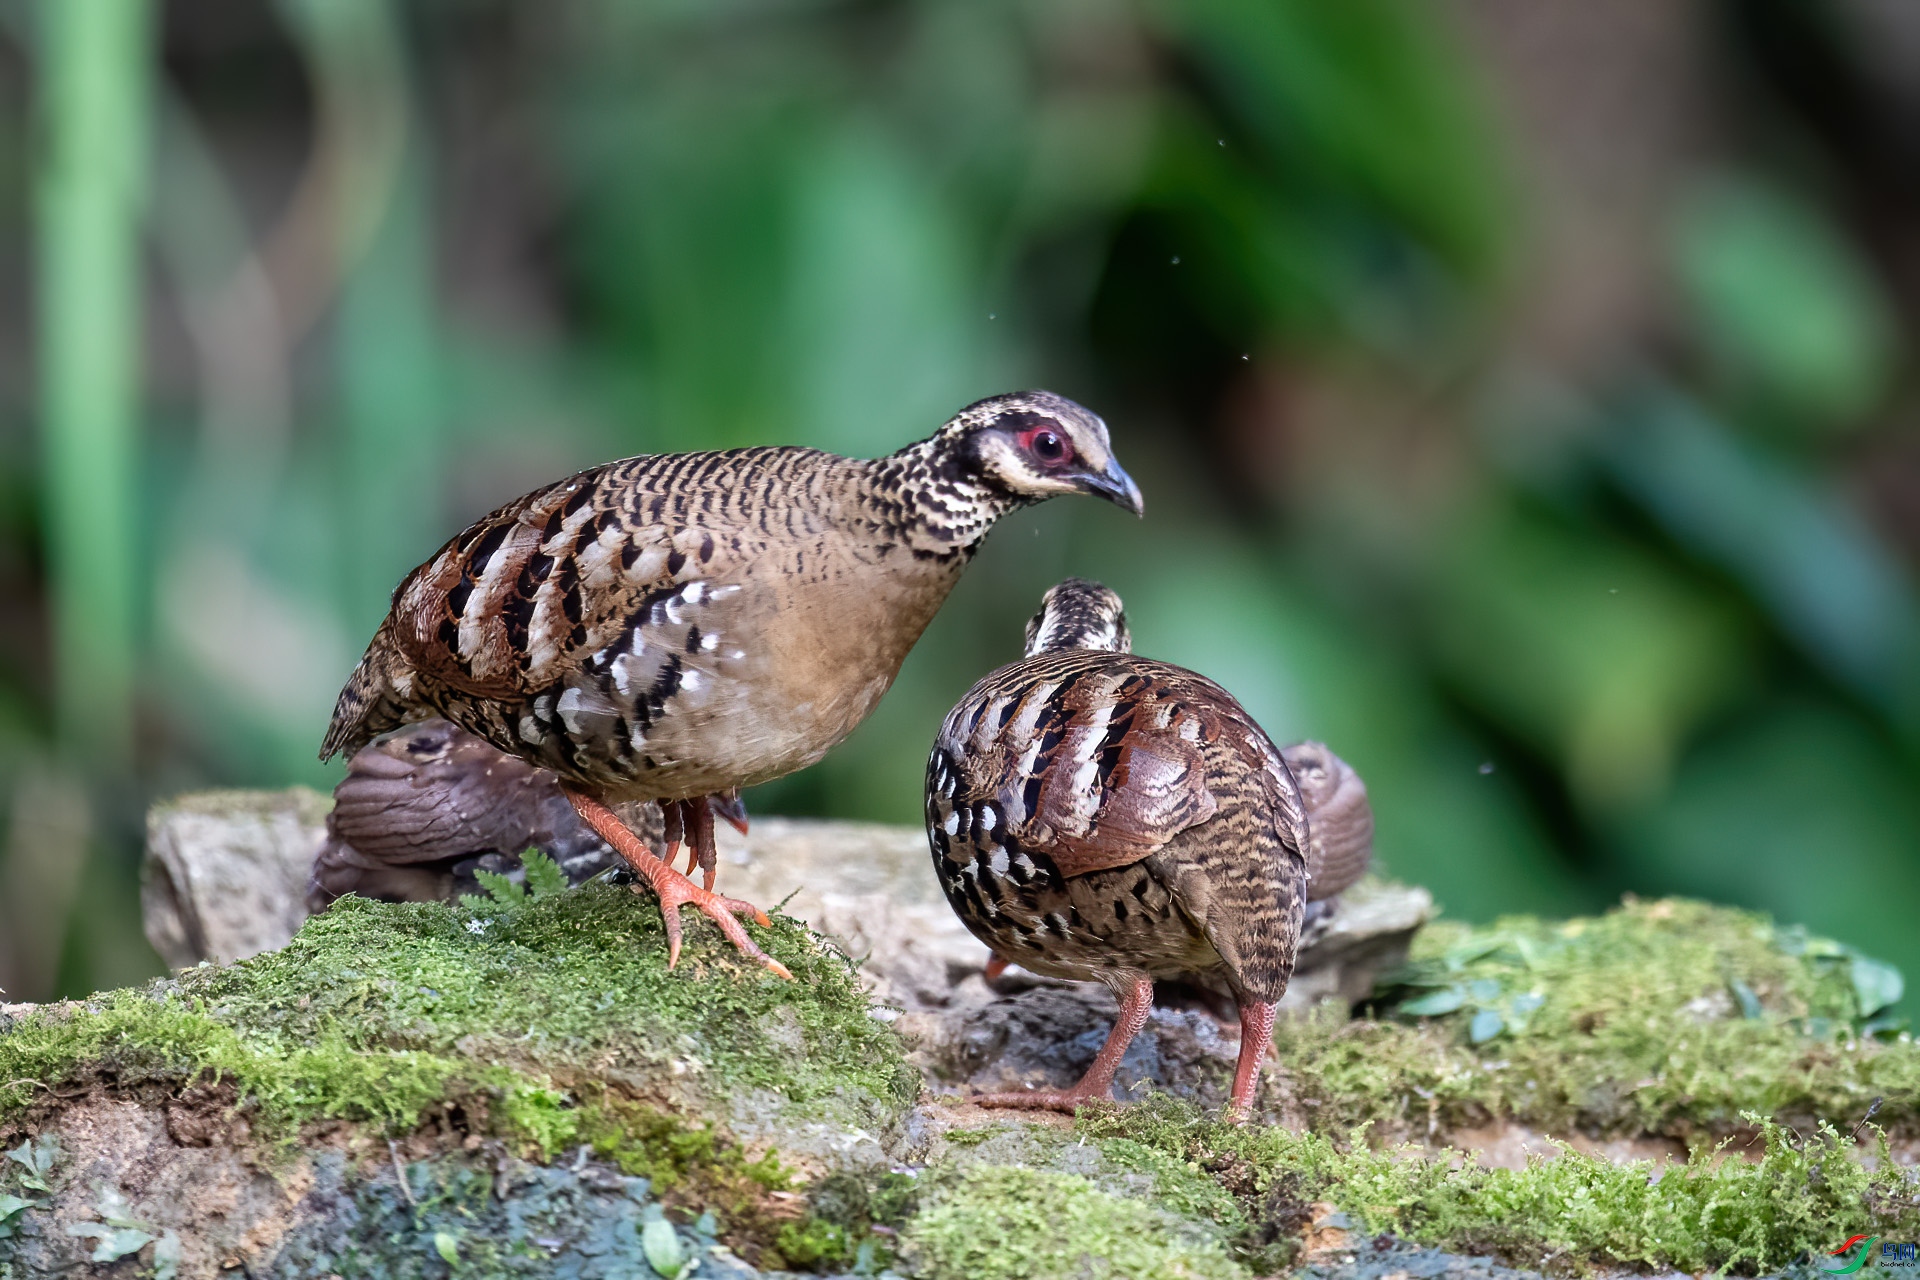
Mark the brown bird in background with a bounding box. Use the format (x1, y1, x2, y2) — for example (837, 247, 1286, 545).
(926, 578, 1370, 1116)
(1281, 738, 1373, 935)
(307, 718, 669, 912)
(323, 392, 1141, 977)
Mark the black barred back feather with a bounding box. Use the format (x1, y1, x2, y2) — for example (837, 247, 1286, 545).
(926, 578, 1372, 1008)
(928, 624, 1309, 1005)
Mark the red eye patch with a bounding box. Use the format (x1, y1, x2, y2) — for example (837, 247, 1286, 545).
(1019, 426, 1072, 466)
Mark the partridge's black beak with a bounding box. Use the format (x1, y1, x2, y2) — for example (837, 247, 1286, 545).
(1078, 458, 1145, 516)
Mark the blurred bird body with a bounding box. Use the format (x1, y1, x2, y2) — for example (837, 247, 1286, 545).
(927, 578, 1371, 1115)
(307, 718, 659, 913)
(323, 393, 1141, 974)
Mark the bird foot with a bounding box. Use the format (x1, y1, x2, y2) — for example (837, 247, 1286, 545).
(566, 790, 792, 980)
(644, 864, 791, 980)
(969, 1087, 1118, 1115)
(661, 795, 735, 892)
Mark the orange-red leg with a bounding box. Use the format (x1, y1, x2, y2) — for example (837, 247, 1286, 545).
(983, 954, 1010, 983)
(689, 796, 718, 892)
(565, 790, 792, 981)
(1225, 1000, 1277, 1121)
(659, 795, 742, 889)
(659, 799, 689, 876)
(974, 977, 1154, 1114)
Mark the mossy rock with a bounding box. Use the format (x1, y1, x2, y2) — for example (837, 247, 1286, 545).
(3, 879, 1918, 1278)
(1274, 896, 1920, 1143)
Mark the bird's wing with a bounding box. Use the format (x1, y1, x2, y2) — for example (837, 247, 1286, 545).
(387, 449, 828, 702)
(942, 656, 1228, 878)
(1134, 700, 1313, 1003)
(326, 720, 553, 865)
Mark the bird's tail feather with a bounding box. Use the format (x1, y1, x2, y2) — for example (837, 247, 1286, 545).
(320, 627, 410, 761)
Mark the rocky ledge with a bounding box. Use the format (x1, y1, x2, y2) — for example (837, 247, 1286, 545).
(0, 795, 1914, 1279)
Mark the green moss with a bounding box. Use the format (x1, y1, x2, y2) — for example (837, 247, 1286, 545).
(498, 1083, 581, 1155)
(773, 1217, 859, 1268)
(1085, 1099, 1920, 1275)
(0, 887, 913, 1138)
(1093, 1137, 1246, 1231)
(899, 1165, 1247, 1280)
(1281, 898, 1920, 1139)
(577, 1097, 790, 1194)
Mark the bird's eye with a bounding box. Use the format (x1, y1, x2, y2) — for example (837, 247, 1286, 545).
(1026, 429, 1067, 464)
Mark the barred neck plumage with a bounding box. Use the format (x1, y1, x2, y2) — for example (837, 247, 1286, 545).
(1025, 578, 1131, 655)
(861, 429, 1026, 558)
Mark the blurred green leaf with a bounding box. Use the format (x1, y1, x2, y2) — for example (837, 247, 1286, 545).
(153, 1229, 182, 1280)
(1600, 392, 1920, 725)
(1399, 986, 1467, 1016)
(1467, 1008, 1505, 1043)
(1427, 503, 1750, 809)
(642, 1218, 688, 1278)
(1676, 177, 1897, 430)
(1851, 954, 1904, 1020)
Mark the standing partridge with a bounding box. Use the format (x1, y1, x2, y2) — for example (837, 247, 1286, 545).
(323, 392, 1141, 977)
(926, 578, 1369, 1116)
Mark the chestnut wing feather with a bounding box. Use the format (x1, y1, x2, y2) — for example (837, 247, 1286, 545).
(1036, 727, 1217, 876)
(941, 655, 1224, 878)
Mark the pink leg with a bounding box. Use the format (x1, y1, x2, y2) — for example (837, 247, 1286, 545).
(1225, 1000, 1277, 1121)
(565, 790, 792, 980)
(659, 799, 691, 875)
(975, 977, 1154, 1114)
(983, 954, 1010, 983)
(690, 795, 719, 892)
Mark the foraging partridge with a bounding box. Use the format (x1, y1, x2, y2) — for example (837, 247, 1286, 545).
(926, 578, 1369, 1116)
(306, 718, 670, 913)
(323, 392, 1141, 977)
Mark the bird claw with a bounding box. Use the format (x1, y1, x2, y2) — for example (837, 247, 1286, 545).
(566, 789, 791, 981)
(653, 869, 791, 980)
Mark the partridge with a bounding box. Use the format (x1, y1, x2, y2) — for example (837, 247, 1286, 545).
(323, 392, 1141, 977)
(926, 578, 1370, 1116)
(306, 718, 670, 912)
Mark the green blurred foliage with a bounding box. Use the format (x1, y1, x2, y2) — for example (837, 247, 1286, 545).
(1, 0, 1918, 1016)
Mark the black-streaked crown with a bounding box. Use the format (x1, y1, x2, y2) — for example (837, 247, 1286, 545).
(1024, 577, 1131, 655)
